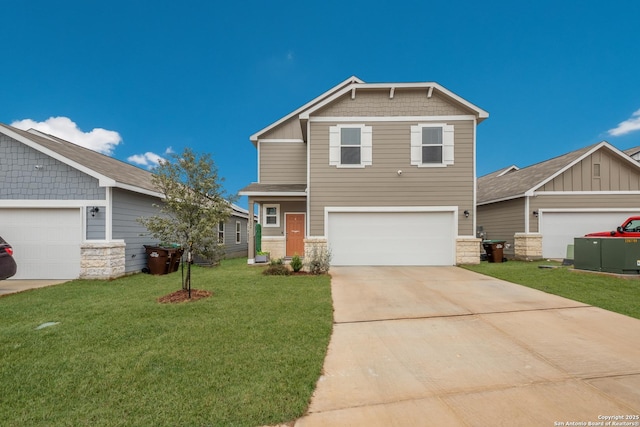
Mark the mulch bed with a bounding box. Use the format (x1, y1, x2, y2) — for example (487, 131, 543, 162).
(157, 289, 213, 304)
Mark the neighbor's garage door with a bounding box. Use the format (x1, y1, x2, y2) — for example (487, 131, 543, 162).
(327, 211, 455, 266)
(0, 208, 82, 279)
(541, 211, 639, 259)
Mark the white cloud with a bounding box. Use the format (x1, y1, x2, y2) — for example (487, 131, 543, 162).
(11, 116, 122, 155)
(608, 109, 640, 136)
(127, 151, 167, 169)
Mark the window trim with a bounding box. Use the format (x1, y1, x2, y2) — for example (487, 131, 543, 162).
(263, 204, 280, 228)
(410, 123, 454, 167)
(235, 221, 242, 244)
(329, 124, 373, 168)
(218, 221, 225, 244)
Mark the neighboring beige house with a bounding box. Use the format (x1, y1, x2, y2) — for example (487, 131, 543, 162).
(239, 76, 489, 266)
(477, 141, 640, 260)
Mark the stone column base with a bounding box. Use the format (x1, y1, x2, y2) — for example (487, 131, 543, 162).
(80, 241, 126, 279)
(456, 237, 481, 265)
(304, 237, 328, 258)
(514, 233, 542, 260)
(262, 237, 286, 260)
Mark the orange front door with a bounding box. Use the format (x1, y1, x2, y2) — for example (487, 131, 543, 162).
(286, 213, 305, 257)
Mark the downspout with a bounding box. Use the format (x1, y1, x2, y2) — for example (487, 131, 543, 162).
(524, 195, 530, 234)
(306, 119, 311, 239)
(106, 187, 113, 241)
(472, 118, 477, 238)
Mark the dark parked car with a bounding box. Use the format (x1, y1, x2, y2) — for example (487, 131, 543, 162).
(0, 235, 17, 280)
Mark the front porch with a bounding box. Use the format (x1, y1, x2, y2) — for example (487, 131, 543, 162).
(239, 183, 308, 264)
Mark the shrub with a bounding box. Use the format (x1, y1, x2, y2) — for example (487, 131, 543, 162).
(263, 258, 290, 276)
(290, 255, 303, 272)
(305, 245, 331, 275)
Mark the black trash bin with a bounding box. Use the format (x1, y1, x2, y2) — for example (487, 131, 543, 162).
(482, 240, 506, 263)
(144, 245, 170, 275)
(166, 247, 184, 273)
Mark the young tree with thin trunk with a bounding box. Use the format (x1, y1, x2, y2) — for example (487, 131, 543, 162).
(138, 148, 234, 296)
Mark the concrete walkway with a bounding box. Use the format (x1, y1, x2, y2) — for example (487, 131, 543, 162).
(0, 280, 67, 296)
(295, 266, 640, 426)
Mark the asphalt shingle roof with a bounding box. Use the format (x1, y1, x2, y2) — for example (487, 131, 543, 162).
(1, 123, 158, 194)
(239, 183, 307, 194)
(477, 143, 599, 204)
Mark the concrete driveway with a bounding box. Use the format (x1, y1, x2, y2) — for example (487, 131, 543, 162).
(295, 266, 640, 426)
(0, 280, 67, 296)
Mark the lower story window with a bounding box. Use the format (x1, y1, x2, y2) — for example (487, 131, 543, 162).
(218, 222, 225, 243)
(263, 204, 280, 227)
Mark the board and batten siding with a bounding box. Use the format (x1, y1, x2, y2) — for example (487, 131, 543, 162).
(308, 120, 475, 236)
(541, 149, 640, 192)
(259, 141, 307, 184)
(476, 198, 525, 255)
(112, 188, 163, 272)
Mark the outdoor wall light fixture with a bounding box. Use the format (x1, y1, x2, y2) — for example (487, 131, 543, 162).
(533, 210, 539, 217)
(464, 210, 470, 218)
(34, 165, 44, 170)
(397, 170, 403, 176)
(90, 206, 100, 217)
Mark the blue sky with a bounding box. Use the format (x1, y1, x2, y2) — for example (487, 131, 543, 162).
(2, 1, 640, 208)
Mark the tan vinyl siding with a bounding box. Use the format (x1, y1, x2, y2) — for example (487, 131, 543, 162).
(476, 198, 525, 255)
(259, 141, 306, 184)
(541, 150, 640, 191)
(261, 200, 306, 237)
(308, 120, 475, 236)
(315, 89, 471, 117)
(260, 116, 304, 140)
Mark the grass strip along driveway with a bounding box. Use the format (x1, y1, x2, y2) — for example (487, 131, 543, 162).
(0, 258, 332, 427)
(463, 260, 640, 320)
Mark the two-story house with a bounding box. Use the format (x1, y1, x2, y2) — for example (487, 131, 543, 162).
(239, 76, 488, 266)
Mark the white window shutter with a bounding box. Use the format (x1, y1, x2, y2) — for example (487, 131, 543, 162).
(410, 125, 422, 166)
(443, 124, 455, 165)
(361, 126, 373, 166)
(329, 126, 340, 166)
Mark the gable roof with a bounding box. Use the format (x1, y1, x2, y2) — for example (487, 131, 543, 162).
(0, 123, 161, 197)
(477, 141, 640, 205)
(624, 146, 640, 157)
(250, 76, 489, 144)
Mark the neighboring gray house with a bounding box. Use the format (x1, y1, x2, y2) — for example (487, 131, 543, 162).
(217, 204, 253, 259)
(240, 76, 489, 266)
(477, 141, 640, 260)
(0, 123, 248, 279)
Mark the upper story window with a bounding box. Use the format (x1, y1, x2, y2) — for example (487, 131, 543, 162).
(410, 123, 455, 167)
(263, 204, 280, 227)
(218, 222, 225, 244)
(329, 124, 373, 168)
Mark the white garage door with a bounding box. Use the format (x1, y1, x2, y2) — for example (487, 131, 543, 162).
(328, 211, 455, 266)
(0, 208, 82, 279)
(541, 211, 639, 259)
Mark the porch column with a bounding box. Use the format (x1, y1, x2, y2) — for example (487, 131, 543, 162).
(247, 198, 255, 264)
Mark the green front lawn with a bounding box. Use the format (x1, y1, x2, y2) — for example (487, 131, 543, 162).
(0, 258, 333, 427)
(463, 260, 640, 319)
